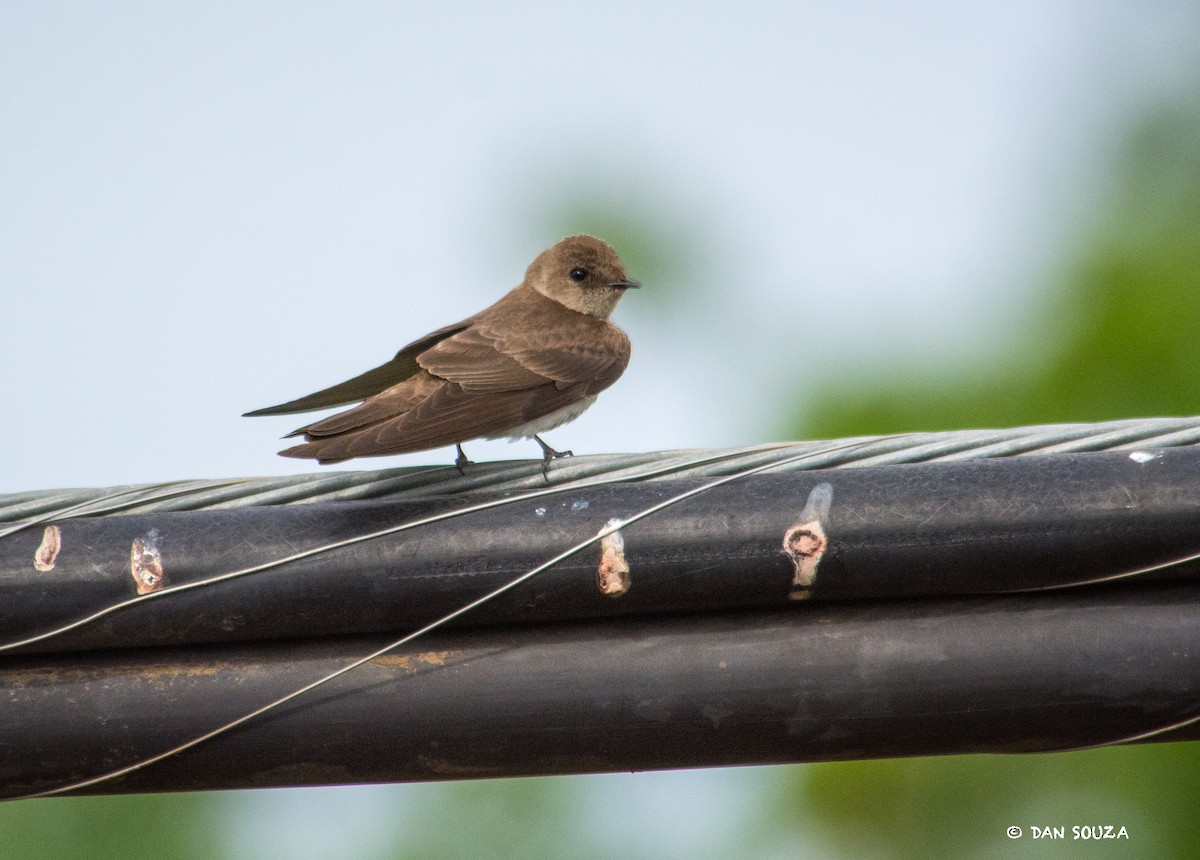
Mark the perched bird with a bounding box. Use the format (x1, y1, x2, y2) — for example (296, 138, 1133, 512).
(245, 235, 639, 471)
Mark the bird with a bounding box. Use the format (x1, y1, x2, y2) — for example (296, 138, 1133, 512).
(244, 234, 639, 473)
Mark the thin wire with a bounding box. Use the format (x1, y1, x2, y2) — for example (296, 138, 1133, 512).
(1007, 548, 1200, 593)
(1065, 711, 1200, 751)
(0, 479, 248, 541)
(10, 440, 867, 800)
(7, 423, 1200, 795)
(0, 443, 802, 652)
(5, 416, 1200, 523)
(6, 428, 1200, 653)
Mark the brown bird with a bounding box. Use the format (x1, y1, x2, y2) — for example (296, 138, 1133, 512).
(244, 235, 639, 471)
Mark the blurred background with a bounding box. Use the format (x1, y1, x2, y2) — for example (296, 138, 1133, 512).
(4, 1, 1200, 857)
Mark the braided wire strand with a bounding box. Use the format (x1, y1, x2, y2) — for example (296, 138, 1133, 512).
(3, 417, 1199, 524)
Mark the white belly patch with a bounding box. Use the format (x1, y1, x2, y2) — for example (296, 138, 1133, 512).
(489, 395, 599, 441)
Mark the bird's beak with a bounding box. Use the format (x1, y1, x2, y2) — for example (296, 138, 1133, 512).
(609, 278, 641, 289)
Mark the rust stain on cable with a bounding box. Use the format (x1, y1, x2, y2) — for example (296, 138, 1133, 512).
(782, 482, 833, 600)
(597, 517, 631, 597)
(34, 525, 61, 572)
(130, 529, 165, 594)
(4, 662, 222, 688)
(374, 650, 454, 672)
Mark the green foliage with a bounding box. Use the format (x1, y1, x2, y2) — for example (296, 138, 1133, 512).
(783, 100, 1200, 857)
(792, 106, 1200, 439)
(9, 72, 1200, 860)
(0, 795, 226, 860)
(786, 744, 1200, 859)
(387, 778, 611, 860)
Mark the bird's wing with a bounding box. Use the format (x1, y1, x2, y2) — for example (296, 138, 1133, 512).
(348, 324, 630, 451)
(415, 325, 551, 391)
(278, 323, 547, 443)
(279, 317, 631, 461)
(242, 321, 469, 417)
(281, 323, 546, 440)
(418, 321, 630, 393)
(507, 330, 631, 394)
(282, 381, 588, 462)
(285, 370, 442, 438)
(359, 383, 588, 456)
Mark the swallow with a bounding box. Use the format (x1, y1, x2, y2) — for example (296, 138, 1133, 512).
(245, 234, 639, 473)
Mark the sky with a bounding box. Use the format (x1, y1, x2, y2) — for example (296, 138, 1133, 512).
(3, 1, 1199, 854)
(5, 2, 1198, 493)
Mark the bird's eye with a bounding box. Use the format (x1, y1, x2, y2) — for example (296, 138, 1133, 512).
(569, 267, 588, 282)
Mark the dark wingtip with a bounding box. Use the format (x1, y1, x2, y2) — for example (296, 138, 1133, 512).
(278, 441, 348, 465)
(277, 444, 312, 460)
(244, 404, 292, 418)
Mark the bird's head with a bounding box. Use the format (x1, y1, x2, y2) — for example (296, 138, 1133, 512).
(527, 234, 640, 319)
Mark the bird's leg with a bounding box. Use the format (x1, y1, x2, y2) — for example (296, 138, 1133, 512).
(454, 443, 474, 475)
(533, 434, 573, 480)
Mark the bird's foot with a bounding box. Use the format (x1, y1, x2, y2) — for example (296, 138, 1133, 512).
(533, 435, 573, 480)
(454, 444, 474, 475)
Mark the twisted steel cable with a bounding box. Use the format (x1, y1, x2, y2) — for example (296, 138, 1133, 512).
(3, 417, 1200, 525)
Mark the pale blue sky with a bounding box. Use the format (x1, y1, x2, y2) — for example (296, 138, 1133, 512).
(5, 2, 1197, 493)
(3, 2, 1199, 854)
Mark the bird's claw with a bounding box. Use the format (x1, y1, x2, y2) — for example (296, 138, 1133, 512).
(534, 435, 573, 481)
